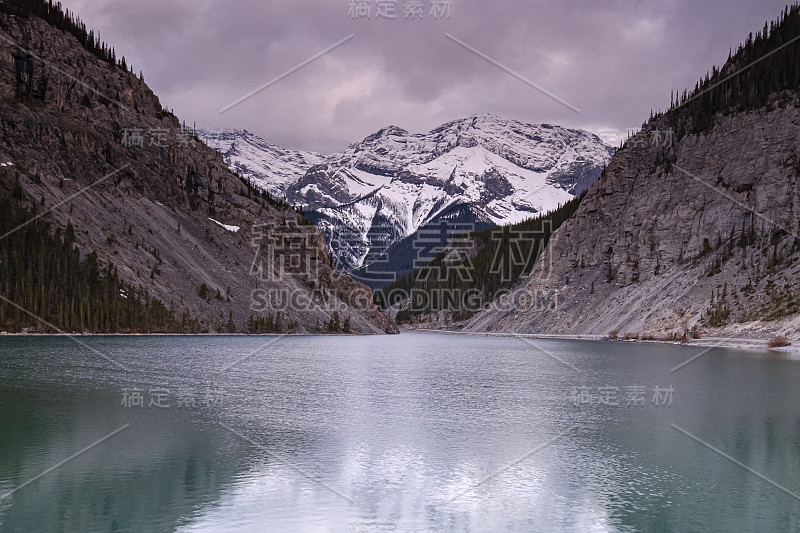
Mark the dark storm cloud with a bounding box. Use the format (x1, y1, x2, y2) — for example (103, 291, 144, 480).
(65, 0, 791, 152)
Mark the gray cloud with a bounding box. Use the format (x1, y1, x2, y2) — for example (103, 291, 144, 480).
(65, 0, 791, 152)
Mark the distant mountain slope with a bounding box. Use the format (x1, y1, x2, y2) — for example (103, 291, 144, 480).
(200, 116, 613, 283)
(464, 4, 800, 338)
(373, 193, 586, 325)
(199, 129, 326, 197)
(0, 1, 394, 334)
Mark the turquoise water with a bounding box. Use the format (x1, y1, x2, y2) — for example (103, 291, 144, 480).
(1, 334, 799, 532)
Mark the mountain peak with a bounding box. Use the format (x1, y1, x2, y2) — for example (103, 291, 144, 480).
(359, 125, 411, 145)
(458, 112, 503, 124)
(199, 116, 613, 280)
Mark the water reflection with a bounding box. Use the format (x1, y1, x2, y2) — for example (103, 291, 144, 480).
(0, 335, 799, 531)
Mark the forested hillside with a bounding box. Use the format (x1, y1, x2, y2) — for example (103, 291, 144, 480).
(654, 3, 800, 140)
(375, 193, 585, 323)
(0, 187, 189, 332)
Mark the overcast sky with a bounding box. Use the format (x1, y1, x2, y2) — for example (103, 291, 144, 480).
(63, 0, 790, 153)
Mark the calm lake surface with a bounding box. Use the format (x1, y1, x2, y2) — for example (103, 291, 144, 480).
(1, 333, 799, 532)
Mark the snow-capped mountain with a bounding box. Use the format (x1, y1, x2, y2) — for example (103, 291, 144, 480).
(200, 115, 613, 285)
(198, 129, 326, 196)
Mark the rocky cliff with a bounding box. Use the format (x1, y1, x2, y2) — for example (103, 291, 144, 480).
(0, 5, 395, 334)
(460, 5, 800, 339)
(466, 100, 800, 337)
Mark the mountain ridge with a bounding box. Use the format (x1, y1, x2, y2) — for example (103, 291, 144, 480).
(199, 115, 613, 282)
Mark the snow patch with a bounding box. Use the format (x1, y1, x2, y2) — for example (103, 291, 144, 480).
(209, 218, 240, 232)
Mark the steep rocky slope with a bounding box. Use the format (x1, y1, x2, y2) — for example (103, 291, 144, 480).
(459, 5, 800, 339)
(466, 99, 800, 338)
(199, 116, 613, 275)
(0, 5, 394, 334)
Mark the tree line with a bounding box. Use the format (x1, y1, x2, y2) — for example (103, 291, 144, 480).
(654, 3, 800, 139)
(0, 0, 144, 79)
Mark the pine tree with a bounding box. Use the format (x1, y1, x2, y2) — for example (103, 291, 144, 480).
(328, 311, 340, 332)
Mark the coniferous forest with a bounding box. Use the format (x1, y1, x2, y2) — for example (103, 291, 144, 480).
(0, 187, 198, 333)
(0, 0, 140, 77)
(653, 3, 800, 139)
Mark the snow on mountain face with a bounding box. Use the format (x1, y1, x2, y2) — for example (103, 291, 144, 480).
(200, 115, 613, 275)
(197, 129, 325, 196)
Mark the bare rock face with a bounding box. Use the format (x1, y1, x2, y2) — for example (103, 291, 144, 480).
(0, 12, 395, 334)
(467, 99, 800, 338)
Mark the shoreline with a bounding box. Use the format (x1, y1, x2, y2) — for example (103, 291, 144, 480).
(1, 329, 796, 354)
(0, 332, 374, 337)
(406, 328, 798, 354)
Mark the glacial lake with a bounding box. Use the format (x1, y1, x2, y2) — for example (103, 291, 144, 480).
(1, 333, 799, 532)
